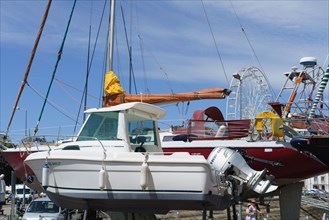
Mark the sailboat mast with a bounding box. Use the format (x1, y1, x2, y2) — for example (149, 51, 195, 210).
(107, 0, 116, 72)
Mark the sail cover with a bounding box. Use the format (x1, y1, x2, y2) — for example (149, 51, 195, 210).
(103, 71, 230, 106)
(104, 71, 125, 96)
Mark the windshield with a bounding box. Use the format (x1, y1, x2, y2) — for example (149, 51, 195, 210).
(27, 200, 59, 213)
(77, 112, 119, 141)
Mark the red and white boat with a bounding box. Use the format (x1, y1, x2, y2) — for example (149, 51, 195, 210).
(159, 105, 329, 186)
(160, 57, 329, 185)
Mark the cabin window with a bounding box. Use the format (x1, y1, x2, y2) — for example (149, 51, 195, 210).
(77, 112, 119, 141)
(62, 145, 80, 150)
(127, 115, 157, 146)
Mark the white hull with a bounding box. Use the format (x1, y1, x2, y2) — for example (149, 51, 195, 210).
(25, 103, 277, 212)
(45, 191, 232, 213)
(26, 150, 232, 212)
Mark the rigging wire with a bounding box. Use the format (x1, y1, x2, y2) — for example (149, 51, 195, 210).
(99, 36, 108, 108)
(5, 0, 52, 137)
(56, 81, 89, 107)
(76, 18, 90, 133)
(139, 40, 183, 117)
(33, 0, 77, 136)
(26, 82, 81, 125)
(133, 2, 150, 94)
(121, 2, 186, 118)
(120, 3, 137, 94)
(129, 1, 138, 94)
(200, 0, 229, 86)
(122, 1, 174, 95)
(73, 0, 107, 134)
(138, 35, 150, 94)
(74, 1, 93, 133)
(229, 0, 276, 98)
(54, 78, 100, 101)
(83, 1, 93, 120)
(147, 48, 175, 95)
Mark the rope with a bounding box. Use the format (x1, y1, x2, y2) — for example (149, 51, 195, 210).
(5, 0, 52, 136)
(34, 0, 77, 136)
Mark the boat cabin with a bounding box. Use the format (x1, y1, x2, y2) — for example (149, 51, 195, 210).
(68, 102, 166, 153)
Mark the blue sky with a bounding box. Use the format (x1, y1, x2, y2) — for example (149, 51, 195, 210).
(0, 0, 328, 141)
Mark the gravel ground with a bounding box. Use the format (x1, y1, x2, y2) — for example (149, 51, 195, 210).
(1, 197, 328, 220)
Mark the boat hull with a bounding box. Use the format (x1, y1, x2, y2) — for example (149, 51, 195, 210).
(1, 145, 54, 180)
(25, 150, 234, 212)
(290, 136, 329, 167)
(1, 150, 33, 181)
(1, 147, 53, 192)
(46, 189, 232, 213)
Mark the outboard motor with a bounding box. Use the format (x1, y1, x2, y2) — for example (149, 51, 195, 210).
(208, 147, 277, 194)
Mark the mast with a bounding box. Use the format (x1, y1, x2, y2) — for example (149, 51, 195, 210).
(107, 0, 115, 72)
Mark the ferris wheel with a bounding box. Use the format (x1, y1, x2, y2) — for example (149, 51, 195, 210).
(226, 66, 274, 120)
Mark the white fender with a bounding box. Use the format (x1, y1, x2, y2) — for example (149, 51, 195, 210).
(99, 168, 106, 190)
(42, 163, 49, 188)
(140, 161, 149, 190)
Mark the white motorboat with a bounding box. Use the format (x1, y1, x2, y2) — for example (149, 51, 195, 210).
(25, 102, 276, 213)
(23, 0, 275, 214)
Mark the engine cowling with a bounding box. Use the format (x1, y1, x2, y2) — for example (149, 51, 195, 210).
(208, 147, 277, 194)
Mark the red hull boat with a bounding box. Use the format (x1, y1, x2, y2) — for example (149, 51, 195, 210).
(160, 105, 329, 186)
(1, 144, 54, 191)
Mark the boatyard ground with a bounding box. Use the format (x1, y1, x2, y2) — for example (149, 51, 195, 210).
(1, 196, 328, 220)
